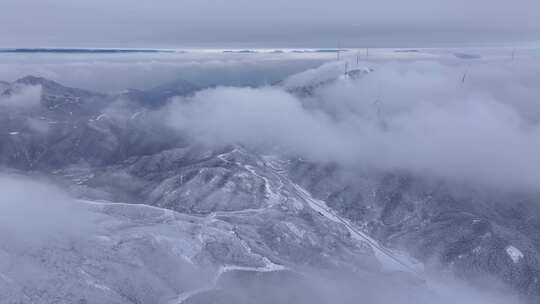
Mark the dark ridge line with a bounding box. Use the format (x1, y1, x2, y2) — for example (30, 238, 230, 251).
(0, 48, 179, 54)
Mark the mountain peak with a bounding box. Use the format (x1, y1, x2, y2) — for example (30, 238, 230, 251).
(14, 75, 61, 88)
(13, 75, 105, 99)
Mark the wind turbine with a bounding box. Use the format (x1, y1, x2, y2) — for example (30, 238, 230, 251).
(373, 86, 387, 130)
(462, 66, 469, 84)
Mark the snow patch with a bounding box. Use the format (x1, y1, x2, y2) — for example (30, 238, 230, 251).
(244, 164, 281, 206)
(284, 222, 305, 238)
(505, 246, 524, 263)
(170, 256, 285, 304)
(293, 184, 424, 276)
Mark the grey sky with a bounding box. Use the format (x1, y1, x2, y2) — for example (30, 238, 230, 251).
(1, 0, 539, 47)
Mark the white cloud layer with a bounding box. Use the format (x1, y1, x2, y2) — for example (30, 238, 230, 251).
(0, 52, 326, 93)
(166, 57, 540, 191)
(0, 84, 42, 108)
(0, 175, 99, 249)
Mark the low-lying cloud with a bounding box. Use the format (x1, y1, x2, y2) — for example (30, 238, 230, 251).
(0, 52, 327, 93)
(166, 58, 540, 192)
(0, 174, 99, 249)
(0, 84, 42, 108)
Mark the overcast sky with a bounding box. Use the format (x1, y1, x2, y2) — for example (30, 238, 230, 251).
(1, 0, 539, 48)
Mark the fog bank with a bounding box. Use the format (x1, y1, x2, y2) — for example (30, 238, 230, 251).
(166, 58, 540, 191)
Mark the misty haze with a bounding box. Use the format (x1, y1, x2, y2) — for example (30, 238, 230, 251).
(1, 1, 540, 304)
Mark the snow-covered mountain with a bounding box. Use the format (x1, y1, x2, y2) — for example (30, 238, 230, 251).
(0, 66, 537, 303)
